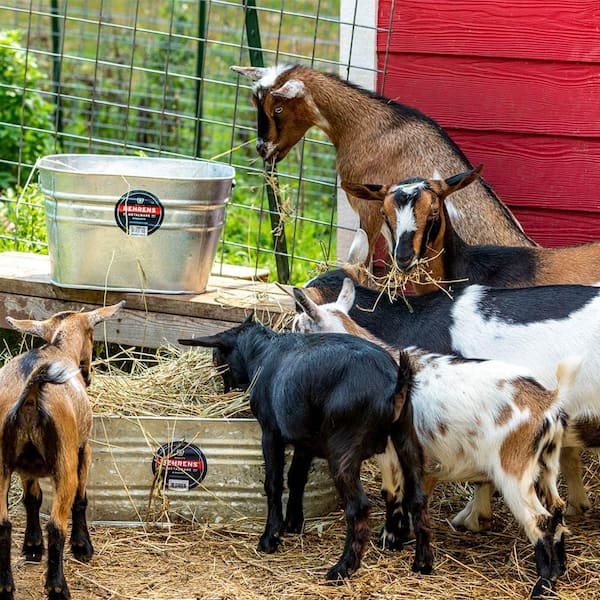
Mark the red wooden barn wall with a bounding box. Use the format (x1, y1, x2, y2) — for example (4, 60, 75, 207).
(376, 0, 600, 247)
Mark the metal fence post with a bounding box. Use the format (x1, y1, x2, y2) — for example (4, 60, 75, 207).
(243, 0, 290, 284)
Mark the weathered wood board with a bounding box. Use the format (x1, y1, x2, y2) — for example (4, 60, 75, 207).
(0, 252, 295, 348)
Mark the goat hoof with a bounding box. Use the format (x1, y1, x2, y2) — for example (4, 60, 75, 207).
(45, 583, 71, 600)
(0, 580, 15, 600)
(565, 502, 590, 517)
(531, 577, 554, 599)
(326, 562, 350, 583)
(257, 534, 280, 554)
(285, 519, 304, 533)
(411, 557, 433, 575)
(378, 526, 410, 551)
(71, 539, 94, 562)
(22, 541, 44, 562)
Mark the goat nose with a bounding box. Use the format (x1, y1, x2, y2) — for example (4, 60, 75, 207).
(396, 255, 415, 272)
(256, 139, 267, 156)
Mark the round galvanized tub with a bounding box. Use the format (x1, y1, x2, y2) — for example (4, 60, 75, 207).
(43, 415, 339, 526)
(38, 154, 235, 294)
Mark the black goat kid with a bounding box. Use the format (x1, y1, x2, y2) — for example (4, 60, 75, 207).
(179, 315, 433, 581)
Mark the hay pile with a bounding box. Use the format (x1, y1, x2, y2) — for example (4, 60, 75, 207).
(88, 346, 253, 419)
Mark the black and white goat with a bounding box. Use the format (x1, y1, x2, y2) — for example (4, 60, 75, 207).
(0, 302, 124, 599)
(179, 315, 434, 581)
(301, 247, 600, 525)
(293, 279, 588, 598)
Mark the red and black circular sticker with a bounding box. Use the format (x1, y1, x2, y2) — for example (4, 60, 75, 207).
(115, 189, 164, 236)
(152, 441, 207, 491)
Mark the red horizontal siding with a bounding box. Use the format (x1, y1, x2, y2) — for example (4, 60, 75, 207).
(376, 0, 600, 247)
(447, 130, 600, 213)
(379, 54, 600, 137)
(378, 1, 600, 63)
(511, 207, 600, 247)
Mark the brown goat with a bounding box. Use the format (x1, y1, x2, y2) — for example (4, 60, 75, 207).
(344, 166, 600, 294)
(231, 64, 535, 266)
(0, 302, 124, 599)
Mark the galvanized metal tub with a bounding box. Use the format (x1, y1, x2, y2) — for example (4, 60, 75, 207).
(44, 415, 339, 526)
(38, 154, 235, 294)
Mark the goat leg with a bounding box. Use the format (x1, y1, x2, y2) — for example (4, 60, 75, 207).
(376, 443, 411, 550)
(390, 419, 434, 575)
(284, 447, 313, 534)
(0, 519, 14, 600)
(45, 521, 70, 600)
(258, 431, 285, 553)
(70, 445, 93, 561)
(21, 478, 44, 562)
(326, 457, 370, 582)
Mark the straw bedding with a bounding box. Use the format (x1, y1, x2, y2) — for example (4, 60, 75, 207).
(5, 349, 600, 599)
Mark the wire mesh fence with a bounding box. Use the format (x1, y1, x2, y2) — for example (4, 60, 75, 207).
(0, 0, 379, 284)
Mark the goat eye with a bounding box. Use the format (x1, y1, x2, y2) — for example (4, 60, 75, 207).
(274, 106, 283, 115)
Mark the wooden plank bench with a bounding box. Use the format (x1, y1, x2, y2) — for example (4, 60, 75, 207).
(0, 252, 295, 348)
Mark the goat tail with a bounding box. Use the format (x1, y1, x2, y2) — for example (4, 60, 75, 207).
(554, 355, 585, 417)
(9, 361, 80, 420)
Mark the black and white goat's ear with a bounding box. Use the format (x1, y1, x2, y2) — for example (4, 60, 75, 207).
(346, 228, 370, 267)
(337, 279, 356, 314)
(179, 331, 235, 350)
(292, 288, 320, 321)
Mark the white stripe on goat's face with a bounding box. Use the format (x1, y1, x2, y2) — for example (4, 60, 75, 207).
(383, 179, 428, 269)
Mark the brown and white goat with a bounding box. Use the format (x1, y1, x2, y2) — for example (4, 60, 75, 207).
(231, 64, 535, 266)
(343, 165, 600, 294)
(292, 280, 589, 598)
(0, 302, 124, 600)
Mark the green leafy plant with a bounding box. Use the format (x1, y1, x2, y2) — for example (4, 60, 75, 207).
(0, 30, 55, 189)
(0, 183, 47, 253)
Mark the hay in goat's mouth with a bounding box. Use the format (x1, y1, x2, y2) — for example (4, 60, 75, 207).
(89, 346, 253, 419)
(362, 249, 467, 305)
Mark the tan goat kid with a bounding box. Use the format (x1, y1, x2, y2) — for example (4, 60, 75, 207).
(0, 302, 124, 600)
(343, 165, 600, 294)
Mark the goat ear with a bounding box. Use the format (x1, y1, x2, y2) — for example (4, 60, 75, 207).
(341, 182, 387, 202)
(337, 279, 355, 313)
(242, 312, 254, 325)
(292, 288, 320, 320)
(346, 228, 370, 266)
(230, 65, 267, 81)
(6, 317, 46, 339)
(87, 300, 125, 327)
(270, 79, 305, 99)
(178, 332, 234, 350)
(441, 164, 483, 198)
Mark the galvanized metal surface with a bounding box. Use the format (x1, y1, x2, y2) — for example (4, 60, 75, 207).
(44, 415, 338, 525)
(38, 154, 235, 294)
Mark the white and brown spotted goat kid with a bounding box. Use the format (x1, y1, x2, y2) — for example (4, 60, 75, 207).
(292, 280, 588, 598)
(0, 302, 124, 600)
(343, 166, 600, 294)
(231, 64, 534, 267)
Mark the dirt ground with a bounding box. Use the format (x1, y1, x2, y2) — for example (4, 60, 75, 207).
(5, 456, 600, 600)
